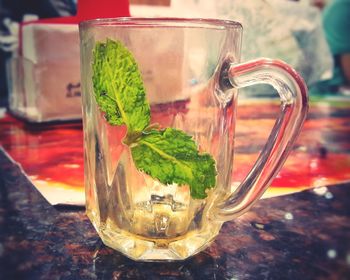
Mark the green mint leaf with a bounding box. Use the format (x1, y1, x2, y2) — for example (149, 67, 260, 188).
(92, 39, 217, 199)
(131, 128, 217, 199)
(92, 39, 150, 132)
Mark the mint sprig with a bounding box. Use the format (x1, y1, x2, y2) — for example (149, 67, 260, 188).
(92, 39, 217, 199)
(131, 128, 216, 199)
(93, 39, 150, 132)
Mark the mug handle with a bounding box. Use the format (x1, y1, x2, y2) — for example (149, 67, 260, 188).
(214, 58, 308, 221)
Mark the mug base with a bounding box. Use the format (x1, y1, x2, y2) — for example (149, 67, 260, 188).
(87, 210, 222, 261)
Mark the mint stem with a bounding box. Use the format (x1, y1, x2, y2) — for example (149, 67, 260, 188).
(123, 132, 143, 146)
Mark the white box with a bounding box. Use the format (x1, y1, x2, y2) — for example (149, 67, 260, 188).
(8, 22, 81, 122)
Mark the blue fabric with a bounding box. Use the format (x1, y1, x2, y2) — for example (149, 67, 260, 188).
(323, 0, 350, 55)
(311, 0, 350, 94)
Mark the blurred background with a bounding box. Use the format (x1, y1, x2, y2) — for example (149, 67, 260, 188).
(0, 0, 349, 110)
(0, 2, 349, 276)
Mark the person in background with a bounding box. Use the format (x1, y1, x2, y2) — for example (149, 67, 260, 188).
(312, 0, 350, 94)
(1, 0, 76, 22)
(0, 0, 77, 106)
(323, 0, 350, 90)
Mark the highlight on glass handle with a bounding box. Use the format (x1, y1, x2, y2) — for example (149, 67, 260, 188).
(215, 58, 309, 221)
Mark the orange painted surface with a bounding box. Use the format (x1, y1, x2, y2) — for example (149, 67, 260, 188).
(1, 98, 349, 204)
(0, 115, 84, 190)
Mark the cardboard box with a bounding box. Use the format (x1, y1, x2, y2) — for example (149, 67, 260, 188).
(7, 0, 130, 122)
(8, 23, 81, 122)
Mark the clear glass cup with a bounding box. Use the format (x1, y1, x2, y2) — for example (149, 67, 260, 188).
(79, 18, 308, 261)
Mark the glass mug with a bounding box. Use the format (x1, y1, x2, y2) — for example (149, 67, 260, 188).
(79, 18, 308, 261)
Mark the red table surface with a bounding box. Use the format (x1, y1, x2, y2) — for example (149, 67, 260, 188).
(1, 97, 350, 205)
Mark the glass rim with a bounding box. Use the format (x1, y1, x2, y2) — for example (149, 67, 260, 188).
(79, 17, 242, 30)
